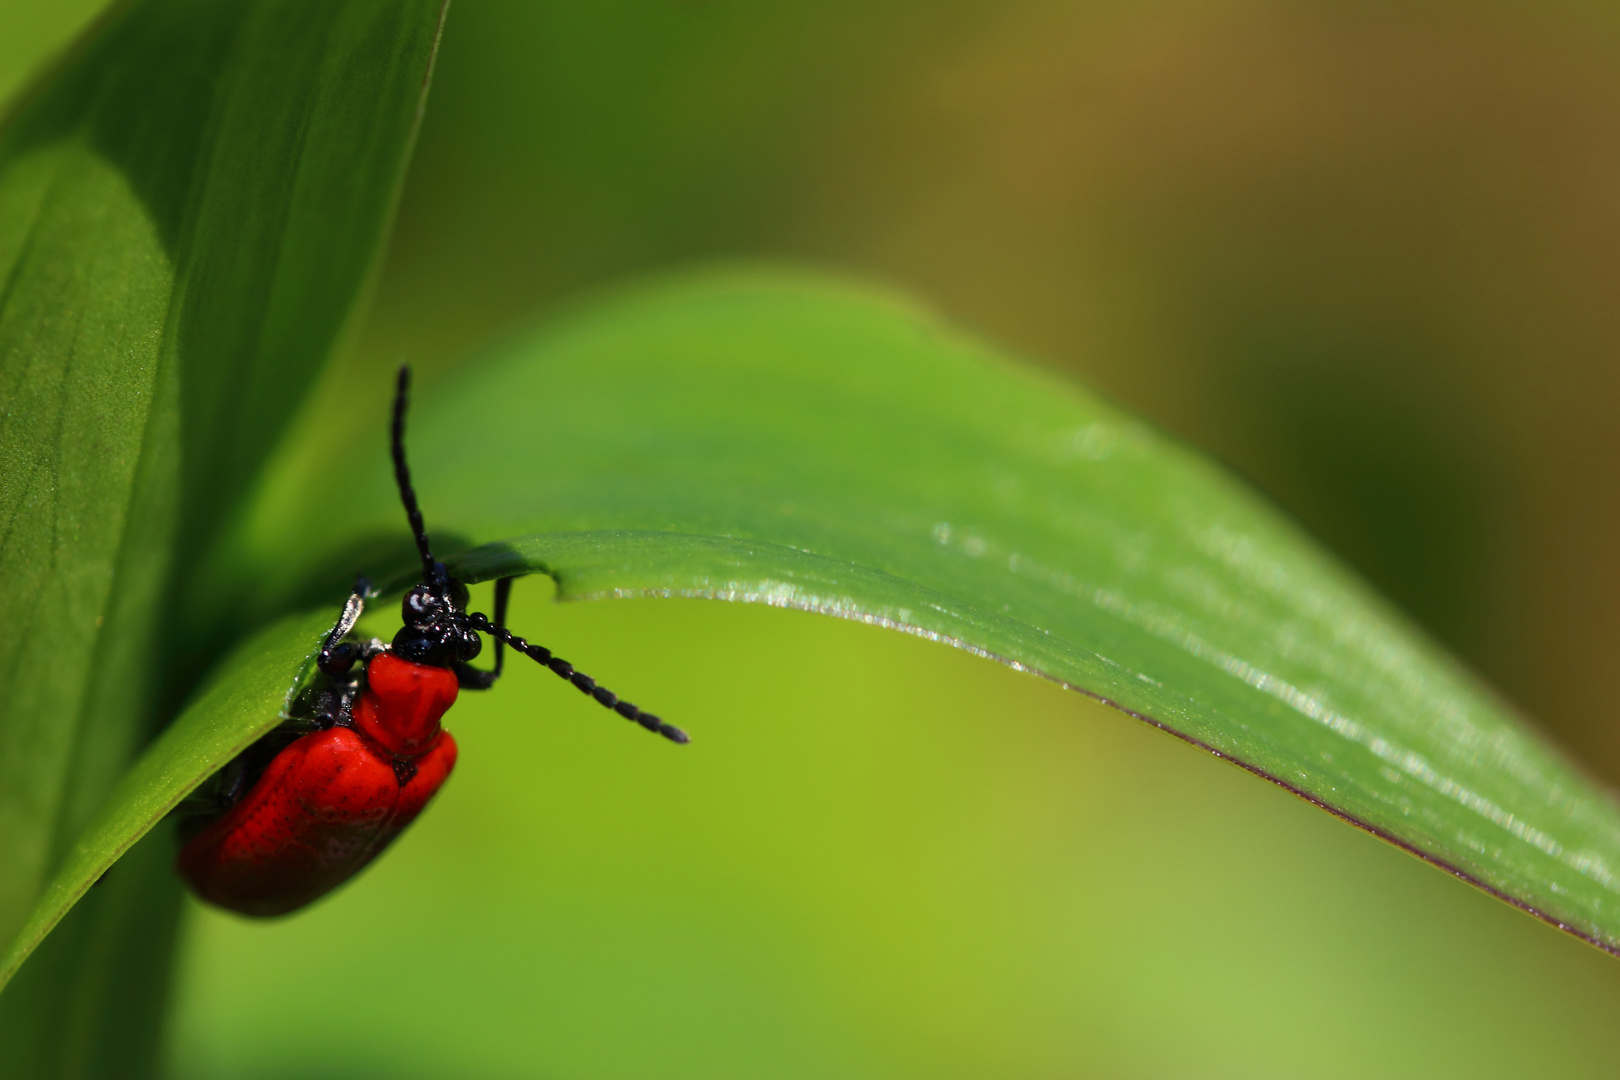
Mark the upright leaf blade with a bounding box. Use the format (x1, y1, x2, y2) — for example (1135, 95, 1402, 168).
(0, 0, 447, 1064)
(0, 99, 177, 968)
(233, 269, 1620, 954)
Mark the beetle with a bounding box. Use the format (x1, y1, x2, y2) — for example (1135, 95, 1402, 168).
(175, 366, 686, 916)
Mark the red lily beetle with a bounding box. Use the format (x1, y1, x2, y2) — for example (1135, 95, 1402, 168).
(176, 367, 687, 916)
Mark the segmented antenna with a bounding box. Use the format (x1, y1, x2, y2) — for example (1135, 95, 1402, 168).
(392, 366, 440, 586)
(465, 611, 690, 744)
(390, 368, 684, 744)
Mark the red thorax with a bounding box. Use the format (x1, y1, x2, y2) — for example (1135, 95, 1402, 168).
(354, 651, 459, 757)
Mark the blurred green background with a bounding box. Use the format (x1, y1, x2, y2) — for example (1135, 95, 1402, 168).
(9, 0, 1620, 1075)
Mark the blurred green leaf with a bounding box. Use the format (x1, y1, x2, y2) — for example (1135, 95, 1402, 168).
(0, 0, 447, 1065)
(0, 0, 106, 108)
(227, 268, 1620, 955)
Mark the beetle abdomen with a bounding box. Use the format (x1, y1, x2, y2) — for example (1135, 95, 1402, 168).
(177, 724, 457, 916)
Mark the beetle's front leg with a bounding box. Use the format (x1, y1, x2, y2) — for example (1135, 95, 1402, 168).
(454, 576, 513, 690)
(317, 577, 374, 677)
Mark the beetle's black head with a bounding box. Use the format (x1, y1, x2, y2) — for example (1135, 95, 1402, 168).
(391, 571, 482, 667)
(387, 367, 482, 669)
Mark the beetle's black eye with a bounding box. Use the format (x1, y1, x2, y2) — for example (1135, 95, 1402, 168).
(403, 584, 441, 628)
(456, 627, 482, 663)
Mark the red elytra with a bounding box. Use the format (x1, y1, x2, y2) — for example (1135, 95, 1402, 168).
(174, 367, 685, 918)
(176, 654, 460, 917)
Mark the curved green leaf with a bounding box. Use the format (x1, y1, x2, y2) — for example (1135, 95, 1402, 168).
(229, 269, 1620, 955)
(18, 264, 1616, 1006)
(0, 612, 330, 990)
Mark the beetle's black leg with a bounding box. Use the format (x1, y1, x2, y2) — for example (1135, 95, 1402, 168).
(317, 577, 372, 677)
(491, 575, 511, 676)
(454, 576, 513, 690)
(451, 662, 495, 690)
(174, 754, 251, 823)
(463, 610, 689, 744)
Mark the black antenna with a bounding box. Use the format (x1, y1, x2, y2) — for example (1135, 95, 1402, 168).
(465, 611, 690, 744)
(389, 365, 686, 745)
(392, 366, 440, 587)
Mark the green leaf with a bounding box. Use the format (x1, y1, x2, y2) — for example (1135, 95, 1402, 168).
(0, 612, 331, 990)
(0, 0, 447, 1058)
(228, 268, 1620, 955)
